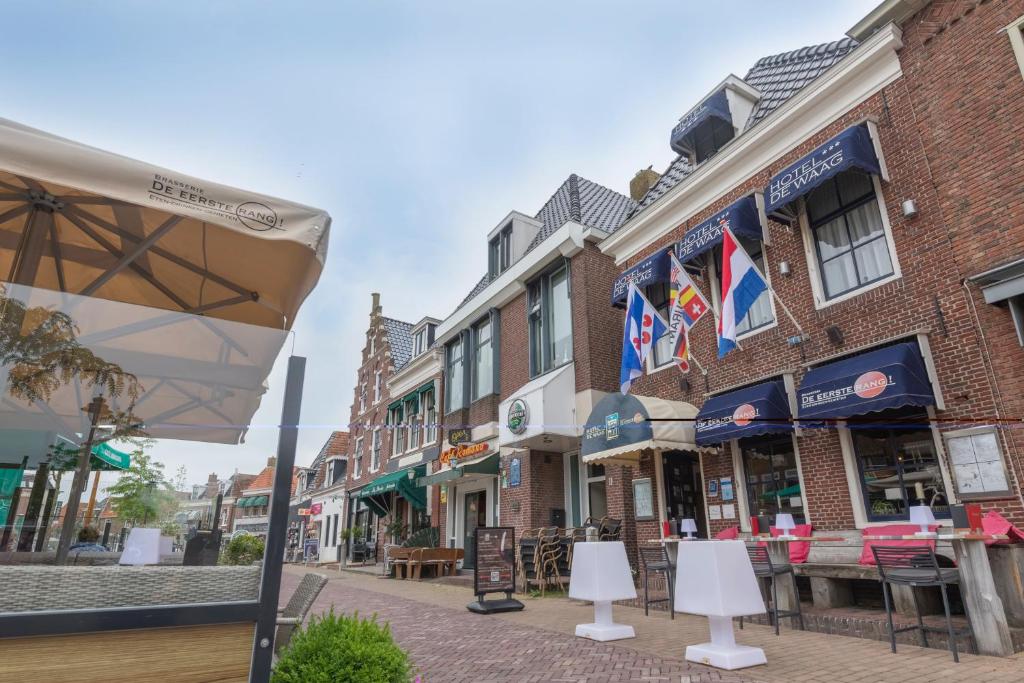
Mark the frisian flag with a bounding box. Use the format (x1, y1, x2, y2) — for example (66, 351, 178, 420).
(668, 252, 711, 372)
(620, 282, 668, 394)
(718, 225, 768, 358)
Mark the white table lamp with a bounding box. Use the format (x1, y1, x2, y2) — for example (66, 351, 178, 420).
(775, 513, 796, 540)
(674, 540, 767, 670)
(119, 528, 161, 566)
(909, 505, 936, 536)
(568, 541, 637, 641)
(680, 518, 698, 539)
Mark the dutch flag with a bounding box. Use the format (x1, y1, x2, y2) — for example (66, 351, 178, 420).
(717, 226, 768, 358)
(620, 282, 668, 394)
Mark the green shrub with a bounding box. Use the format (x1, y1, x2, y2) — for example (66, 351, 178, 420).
(221, 534, 265, 565)
(272, 609, 412, 683)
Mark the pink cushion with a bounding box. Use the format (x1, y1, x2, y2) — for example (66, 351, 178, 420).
(859, 523, 938, 566)
(756, 524, 813, 563)
(981, 510, 1024, 545)
(715, 525, 740, 540)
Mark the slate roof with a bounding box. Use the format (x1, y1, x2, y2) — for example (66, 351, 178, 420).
(382, 317, 415, 371)
(312, 431, 349, 488)
(453, 174, 635, 313)
(627, 37, 859, 219)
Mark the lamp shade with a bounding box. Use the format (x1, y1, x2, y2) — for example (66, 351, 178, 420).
(680, 518, 698, 534)
(909, 505, 936, 529)
(674, 540, 766, 617)
(569, 541, 637, 602)
(775, 513, 795, 531)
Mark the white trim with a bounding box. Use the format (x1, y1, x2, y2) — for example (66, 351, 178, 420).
(800, 174, 902, 310)
(601, 24, 904, 265)
(653, 450, 668, 535)
(864, 119, 890, 181)
(729, 441, 751, 532)
(927, 405, 959, 506)
(915, 333, 946, 411)
(1009, 15, 1024, 80)
(848, 2, 926, 41)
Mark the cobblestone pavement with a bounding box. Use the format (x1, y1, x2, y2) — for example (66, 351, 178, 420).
(281, 566, 1024, 683)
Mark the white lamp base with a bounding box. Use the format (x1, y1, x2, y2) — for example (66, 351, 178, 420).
(575, 600, 635, 642)
(685, 615, 766, 670)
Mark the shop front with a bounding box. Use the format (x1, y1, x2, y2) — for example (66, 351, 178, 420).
(356, 465, 428, 543)
(419, 436, 499, 569)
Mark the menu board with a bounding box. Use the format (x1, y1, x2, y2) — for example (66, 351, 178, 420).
(632, 477, 655, 520)
(474, 527, 516, 596)
(946, 429, 1010, 497)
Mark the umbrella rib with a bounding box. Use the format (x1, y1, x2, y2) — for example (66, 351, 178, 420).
(48, 214, 67, 292)
(6, 207, 34, 282)
(0, 202, 31, 227)
(64, 205, 257, 299)
(0, 193, 28, 201)
(163, 379, 235, 424)
(79, 215, 183, 297)
(188, 293, 254, 315)
(61, 210, 193, 311)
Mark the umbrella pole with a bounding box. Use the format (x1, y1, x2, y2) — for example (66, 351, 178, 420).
(84, 470, 102, 524)
(55, 396, 105, 564)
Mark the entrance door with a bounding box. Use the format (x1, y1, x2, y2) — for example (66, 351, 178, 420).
(663, 451, 708, 537)
(462, 490, 487, 569)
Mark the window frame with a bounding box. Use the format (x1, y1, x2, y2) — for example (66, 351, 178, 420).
(528, 259, 573, 378)
(358, 382, 366, 413)
(370, 429, 381, 472)
(1007, 14, 1024, 80)
(471, 316, 493, 400)
(389, 404, 405, 456)
(373, 370, 382, 405)
(413, 329, 426, 357)
(706, 239, 778, 344)
(644, 282, 675, 369)
(488, 224, 512, 278)
(423, 387, 437, 444)
(445, 336, 465, 413)
(405, 396, 420, 452)
(353, 437, 363, 479)
(799, 172, 901, 309)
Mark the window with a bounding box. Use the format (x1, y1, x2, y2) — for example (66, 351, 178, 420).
(690, 117, 735, 165)
(332, 514, 339, 546)
(414, 328, 427, 357)
(646, 283, 674, 367)
(389, 405, 405, 456)
(489, 225, 512, 278)
(406, 396, 420, 451)
(370, 429, 381, 471)
(807, 170, 894, 301)
(528, 261, 573, 377)
(712, 237, 774, 335)
(472, 317, 493, 398)
(374, 370, 382, 404)
(352, 438, 363, 479)
(423, 388, 437, 444)
(445, 337, 465, 412)
(1008, 14, 1024, 79)
(369, 333, 375, 356)
(585, 463, 607, 520)
(851, 407, 949, 522)
(740, 435, 804, 524)
(358, 383, 366, 413)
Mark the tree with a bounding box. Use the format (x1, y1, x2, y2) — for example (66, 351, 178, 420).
(173, 465, 188, 493)
(107, 451, 179, 526)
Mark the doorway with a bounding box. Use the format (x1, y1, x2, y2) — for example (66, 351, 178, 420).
(662, 451, 707, 537)
(462, 489, 487, 569)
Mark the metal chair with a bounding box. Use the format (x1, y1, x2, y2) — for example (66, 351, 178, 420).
(638, 545, 675, 619)
(275, 572, 328, 654)
(871, 545, 970, 662)
(740, 545, 804, 635)
(600, 518, 622, 541)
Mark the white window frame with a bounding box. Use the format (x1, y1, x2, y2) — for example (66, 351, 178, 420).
(353, 438, 364, 479)
(370, 429, 381, 472)
(1007, 15, 1024, 79)
(359, 383, 366, 413)
(406, 397, 421, 452)
(369, 332, 375, 356)
(729, 432, 811, 532)
(798, 174, 902, 309)
(414, 329, 426, 357)
(374, 370, 382, 405)
(423, 388, 437, 445)
(706, 239, 779, 343)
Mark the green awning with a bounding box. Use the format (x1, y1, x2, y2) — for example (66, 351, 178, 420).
(49, 441, 132, 472)
(250, 495, 269, 507)
(760, 483, 801, 500)
(364, 496, 389, 517)
(357, 465, 427, 511)
(417, 453, 498, 487)
(236, 497, 251, 507)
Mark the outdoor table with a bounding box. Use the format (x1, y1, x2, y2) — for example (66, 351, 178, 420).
(862, 532, 1012, 656)
(568, 541, 637, 641)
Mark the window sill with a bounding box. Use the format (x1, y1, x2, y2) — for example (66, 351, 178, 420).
(813, 273, 901, 310)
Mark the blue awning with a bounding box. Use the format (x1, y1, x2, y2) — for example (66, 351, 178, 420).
(695, 379, 793, 446)
(670, 88, 732, 154)
(675, 195, 764, 265)
(611, 249, 671, 307)
(765, 124, 881, 214)
(798, 341, 935, 420)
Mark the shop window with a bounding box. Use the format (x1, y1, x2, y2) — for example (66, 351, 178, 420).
(370, 430, 381, 472)
(489, 224, 512, 278)
(807, 170, 895, 301)
(710, 236, 774, 336)
(740, 435, 804, 524)
(472, 317, 493, 399)
(528, 260, 573, 377)
(851, 407, 950, 522)
(445, 336, 465, 412)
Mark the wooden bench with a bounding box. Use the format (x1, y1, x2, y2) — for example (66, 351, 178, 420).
(388, 547, 417, 579)
(791, 530, 955, 617)
(408, 548, 463, 580)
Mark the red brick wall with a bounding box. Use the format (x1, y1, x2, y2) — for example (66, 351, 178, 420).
(499, 450, 565, 530)
(571, 243, 626, 395)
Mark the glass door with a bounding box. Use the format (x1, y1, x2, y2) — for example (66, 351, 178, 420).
(662, 451, 707, 537)
(462, 490, 487, 569)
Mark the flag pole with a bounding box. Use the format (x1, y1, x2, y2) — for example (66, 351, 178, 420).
(769, 289, 806, 339)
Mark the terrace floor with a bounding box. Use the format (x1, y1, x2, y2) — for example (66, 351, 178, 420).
(281, 565, 1024, 682)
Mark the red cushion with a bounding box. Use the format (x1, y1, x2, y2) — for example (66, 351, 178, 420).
(859, 523, 938, 565)
(981, 510, 1024, 545)
(715, 525, 740, 540)
(755, 524, 813, 563)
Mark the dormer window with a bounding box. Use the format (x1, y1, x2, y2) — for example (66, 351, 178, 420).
(669, 78, 760, 166)
(414, 328, 427, 356)
(489, 224, 512, 278)
(689, 117, 736, 164)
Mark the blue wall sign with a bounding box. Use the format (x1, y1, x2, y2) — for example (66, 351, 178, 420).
(611, 249, 672, 306)
(675, 195, 764, 264)
(509, 458, 521, 488)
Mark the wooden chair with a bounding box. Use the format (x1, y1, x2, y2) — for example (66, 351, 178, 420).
(275, 573, 328, 654)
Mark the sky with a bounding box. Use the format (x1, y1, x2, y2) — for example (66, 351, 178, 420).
(0, 1, 878, 494)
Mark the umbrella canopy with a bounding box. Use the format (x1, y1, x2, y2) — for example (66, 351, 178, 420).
(49, 439, 132, 471)
(0, 117, 330, 329)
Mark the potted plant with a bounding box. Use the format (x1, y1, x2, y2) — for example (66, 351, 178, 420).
(384, 518, 408, 545)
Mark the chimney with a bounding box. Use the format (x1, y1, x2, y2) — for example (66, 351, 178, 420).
(266, 456, 277, 469)
(630, 167, 660, 202)
(371, 292, 381, 315)
(205, 473, 219, 497)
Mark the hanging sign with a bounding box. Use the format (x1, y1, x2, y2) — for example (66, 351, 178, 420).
(439, 441, 489, 466)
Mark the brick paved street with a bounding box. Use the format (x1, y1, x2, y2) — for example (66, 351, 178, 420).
(281, 566, 1024, 683)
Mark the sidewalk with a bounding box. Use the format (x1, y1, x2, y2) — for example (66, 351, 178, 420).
(283, 566, 1024, 682)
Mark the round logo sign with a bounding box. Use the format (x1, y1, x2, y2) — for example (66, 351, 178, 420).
(854, 371, 889, 399)
(732, 403, 757, 427)
(507, 399, 529, 435)
(236, 201, 279, 231)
